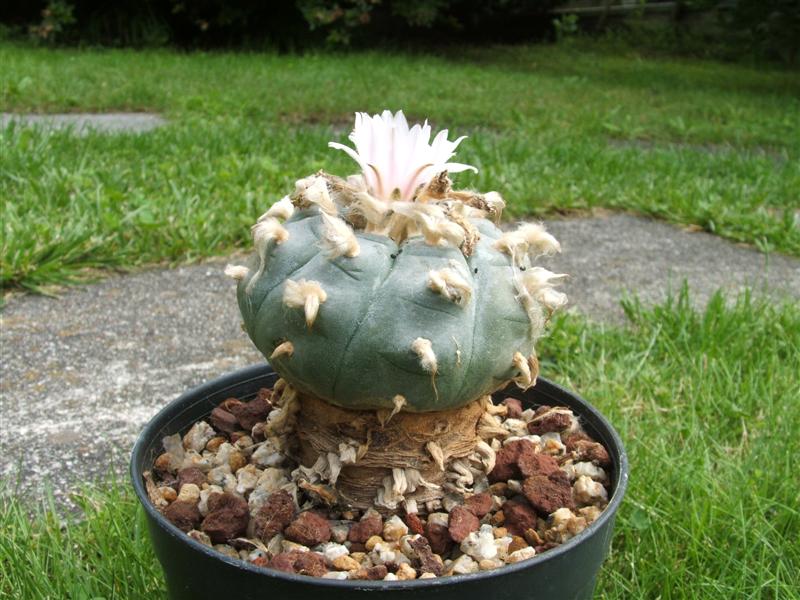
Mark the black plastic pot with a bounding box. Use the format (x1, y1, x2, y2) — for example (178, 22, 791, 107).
(131, 364, 628, 600)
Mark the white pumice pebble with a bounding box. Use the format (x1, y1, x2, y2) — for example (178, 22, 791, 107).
(450, 554, 480, 574)
(188, 529, 212, 547)
(383, 515, 409, 541)
(323, 571, 349, 580)
(540, 432, 566, 455)
(427, 512, 450, 527)
(181, 450, 212, 472)
(419, 572, 437, 579)
(579, 505, 603, 524)
(507, 547, 536, 563)
(235, 465, 261, 495)
(322, 543, 350, 563)
(502, 418, 529, 437)
(546, 508, 588, 543)
(460, 524, 498, 561)
(183, 422, 216, 453)
(507, 479, 523, 493)
(573, 475, 609, 505)
(177, 483, 201, 504)
(383, 573, 399, 581)
(573, 462, 608, 483)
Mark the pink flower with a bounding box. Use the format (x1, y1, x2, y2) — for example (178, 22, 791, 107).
(329, 110, 477, 201)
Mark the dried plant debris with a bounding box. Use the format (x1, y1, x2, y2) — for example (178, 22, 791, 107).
(146, 387, 612, 581)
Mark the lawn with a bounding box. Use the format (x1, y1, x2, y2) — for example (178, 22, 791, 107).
(2, 42, 799, 292)
(2, 290, 799, 598)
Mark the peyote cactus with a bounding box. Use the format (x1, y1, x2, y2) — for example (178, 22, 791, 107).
(228, 110, 567, 414)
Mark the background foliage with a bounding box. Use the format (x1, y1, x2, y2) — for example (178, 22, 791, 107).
(1, 0, 798, 63)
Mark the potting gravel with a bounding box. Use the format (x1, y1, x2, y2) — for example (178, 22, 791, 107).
(144, 383, 612, 580)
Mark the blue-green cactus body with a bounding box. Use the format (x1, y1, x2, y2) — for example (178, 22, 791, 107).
(238, 207, 535, 412)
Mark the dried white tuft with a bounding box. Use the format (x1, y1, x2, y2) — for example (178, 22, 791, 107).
(247, 217, 289, 293)
(411, 337, 438, 374)
(428, 267, 473, 306)
(512, 351, 534, 390)
(351, 191, 392, 230)
(319, 212, 360, 258)
(270, 341, 294, 360)
(259, 195, 295, 222)
(303, 177, 338, 215)
(224, 264, 249, 281)
(494, 223, 560, 267)
(426, 441, 446, 471)
(283, 279, 328, 328)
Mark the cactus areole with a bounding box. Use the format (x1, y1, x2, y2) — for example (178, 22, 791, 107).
(228, 111, 568, 507)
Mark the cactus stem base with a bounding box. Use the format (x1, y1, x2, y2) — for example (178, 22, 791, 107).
(294, 392, 485, 510)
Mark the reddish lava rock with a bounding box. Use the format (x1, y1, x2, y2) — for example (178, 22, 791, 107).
(362, 565, 389, 580)
(503, 499, 540, 537)
(268, 550, 328, 577)
(563, 432, 592, 452)
(464, 492, 493, 519)
(404, 512, 425, 535)
(572, 440, 612, 467)
(448, 506, 480, 543)
(522, 475, 575, 515)
(176, 467, 207, 490)
(164, 500, 202, 532)
(285, 511, 332, 546)
(210, 406, 239, 435)
(253, 490, 296, 541)
(518, 452, 562, 479)
(527, 407, 572, 435)
(348, 514, 383, 543)
(503, 397, 524, 419)
(201, 492, 250, 543)
(424, 521, 453, 555)
(227, 395, 272, 431)
(489, 439, 538, 483)
(409, 536, 444, 575)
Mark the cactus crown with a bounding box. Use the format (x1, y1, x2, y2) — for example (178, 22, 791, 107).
(230, 111, 567, 412)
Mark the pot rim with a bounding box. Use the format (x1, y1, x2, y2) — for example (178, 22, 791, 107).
(131, 363, 628, 590)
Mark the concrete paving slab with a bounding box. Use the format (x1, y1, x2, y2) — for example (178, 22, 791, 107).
(1, 213, 798, 508)
(1, 112, 166, 135)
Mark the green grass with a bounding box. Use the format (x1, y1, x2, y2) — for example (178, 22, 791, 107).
(1, 42, 798, 292)
(2, 290, 798, 598)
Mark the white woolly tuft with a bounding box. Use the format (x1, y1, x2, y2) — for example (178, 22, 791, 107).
(270, 341, 294, 360)
(520, 268, 569, 313)
(224, 264, 249, 281)
(304, 177, 338, 215)
(494, 223, 561, 267)
(393, 202, 465, 248)
(259, 196, 294, 222)
(483, 191, 506, 217)
(512, 351, 533, 390)
(411, 337, 438, 374)
(283, 279, 328, 328)
(351, 191, 391, 229)
(247, 217, 289, 294)
(428, 267, 473, 306)
(319, 212, 360, 258)
(426, 441, 446, 471)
